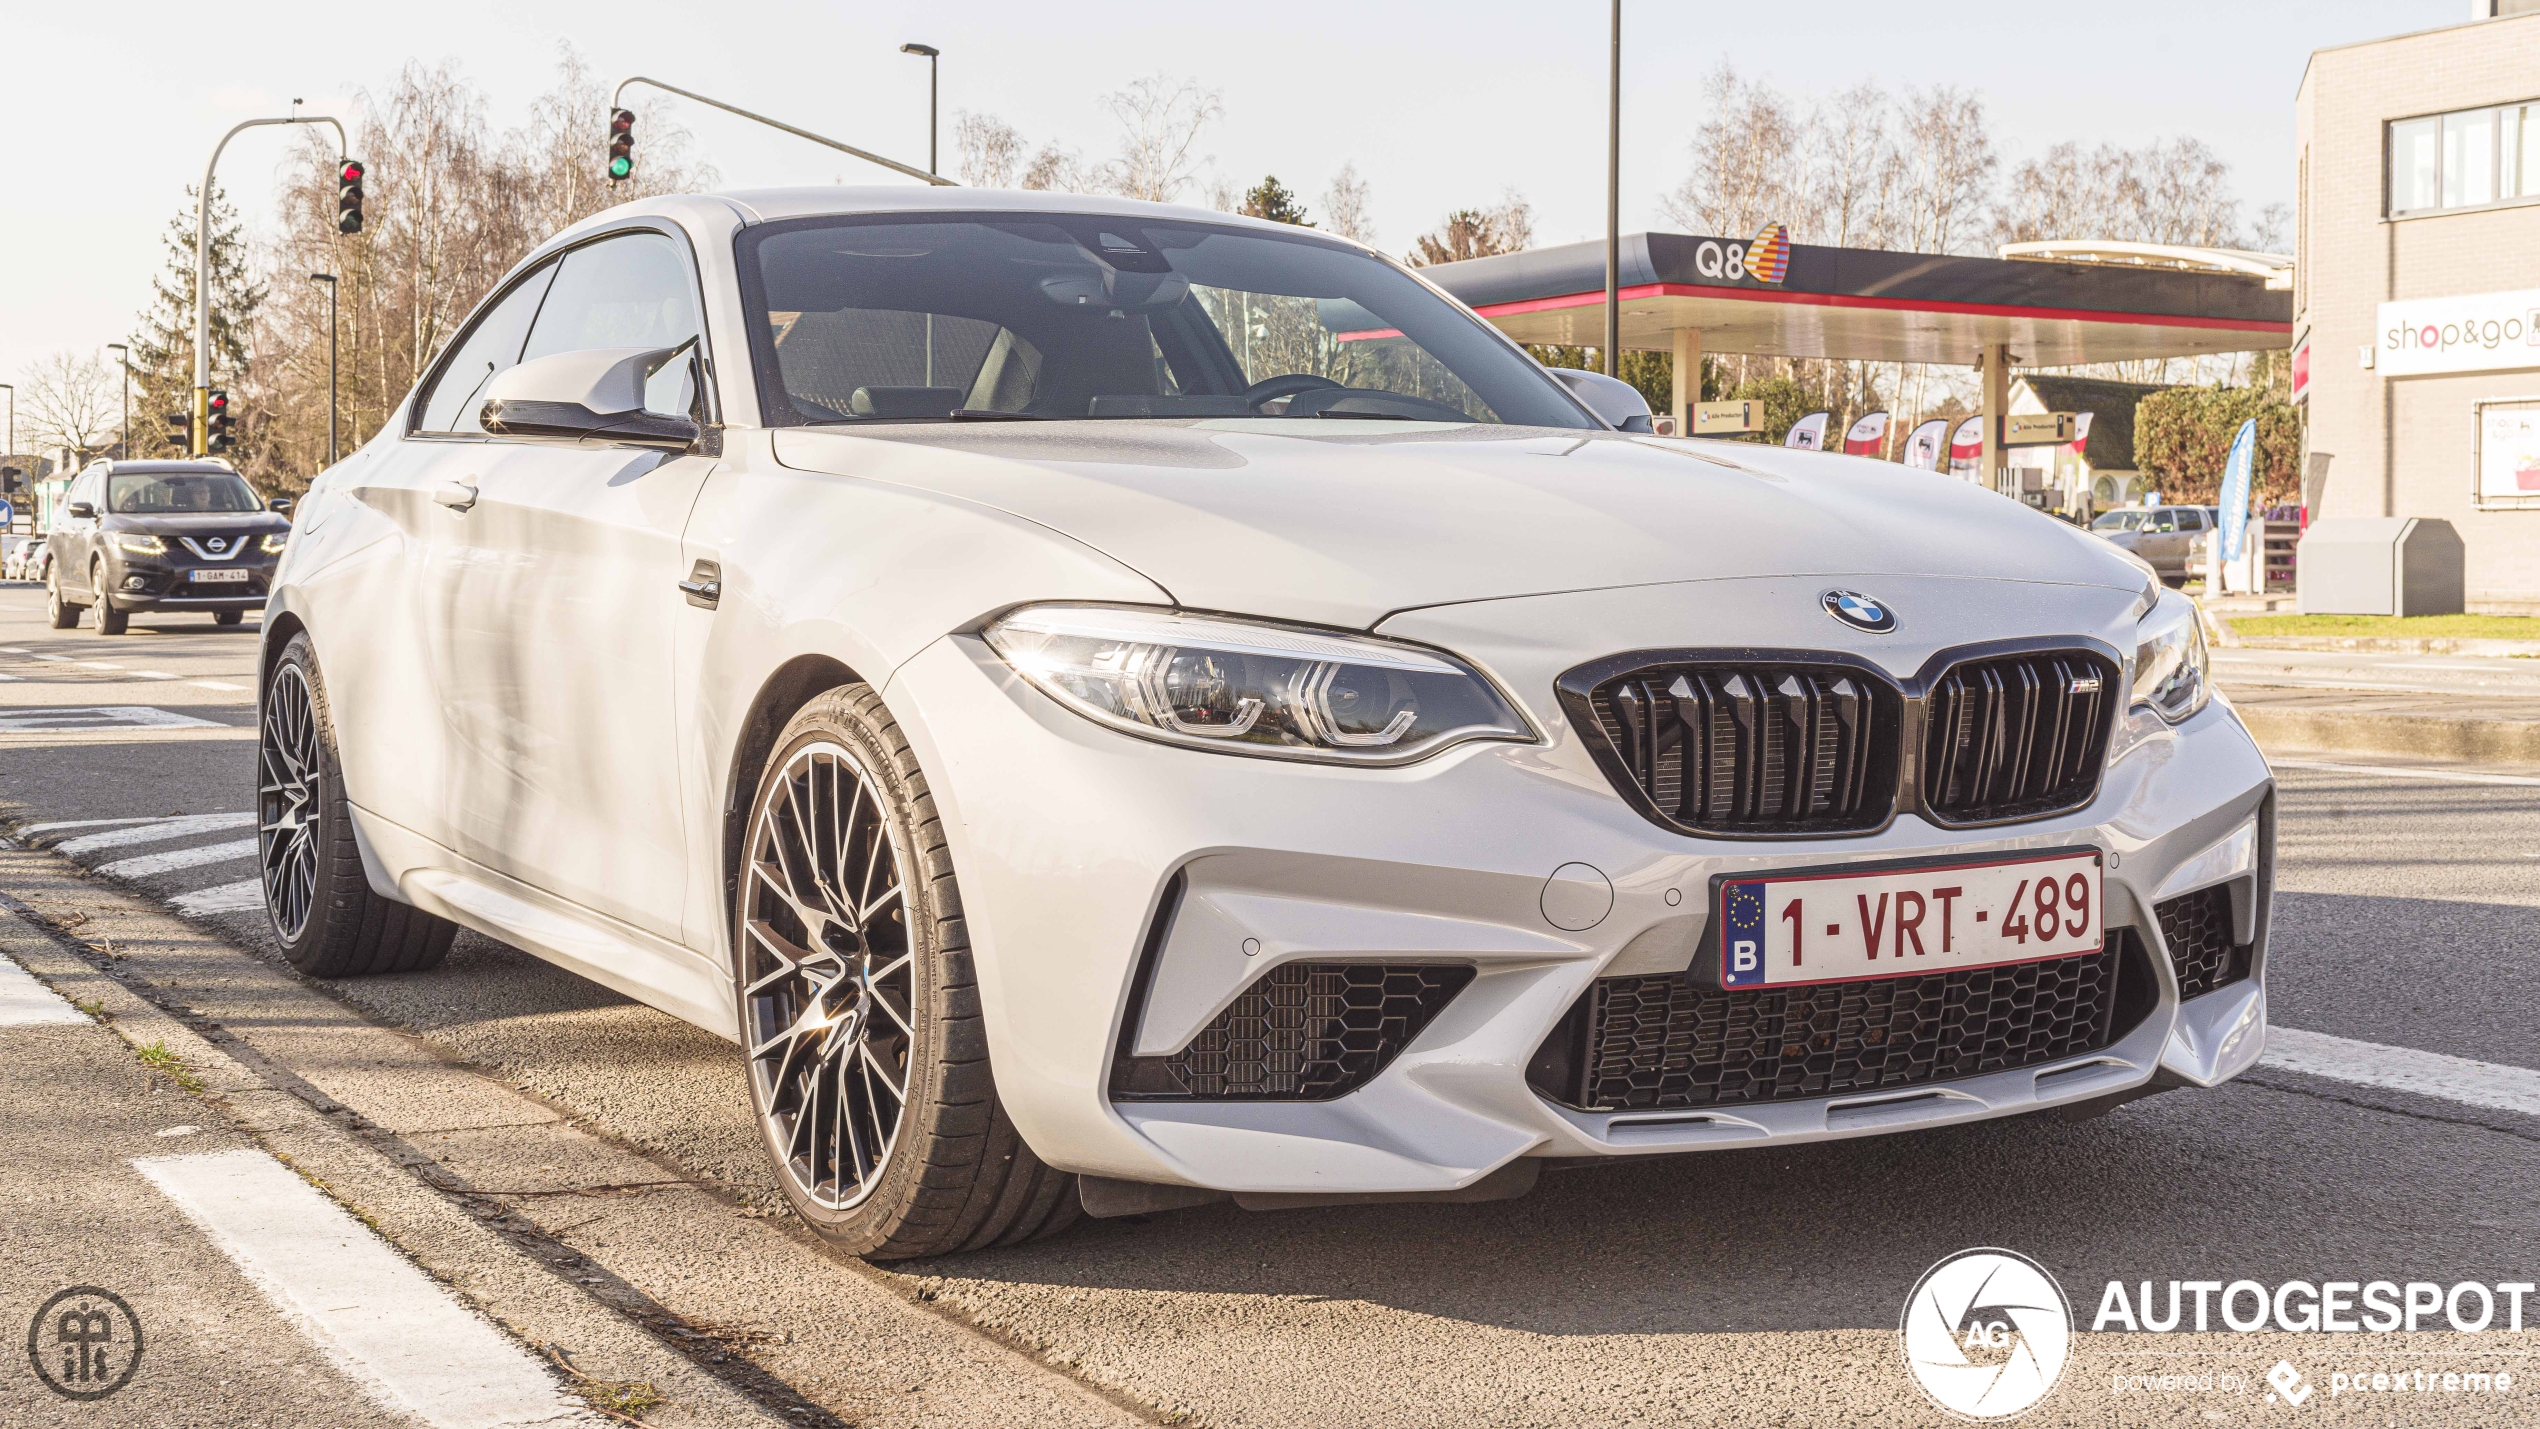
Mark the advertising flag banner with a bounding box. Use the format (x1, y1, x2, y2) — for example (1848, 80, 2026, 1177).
(1948, 416, 1984, 478)
(2069, 411, 2095, 456)
(1842, 411, 1891, 456)
(1901, 418, 1948, 470)
(1785, 411, 1831, 451)
(2218, 418, 2258, 562)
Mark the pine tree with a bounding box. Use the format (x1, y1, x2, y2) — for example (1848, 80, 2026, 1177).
(126, 183, 265, 456)
(1240, 175, 1312, 227)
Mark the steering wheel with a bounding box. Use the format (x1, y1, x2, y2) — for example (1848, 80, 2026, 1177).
(1241, 373, 1344, 411)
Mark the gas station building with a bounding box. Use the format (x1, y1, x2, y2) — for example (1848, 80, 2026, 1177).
(1426, 231, 2293, 501)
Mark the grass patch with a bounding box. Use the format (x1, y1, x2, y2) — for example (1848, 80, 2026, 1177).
(134, 1039, 205, 1094)
(2227, 613, 2540, 640)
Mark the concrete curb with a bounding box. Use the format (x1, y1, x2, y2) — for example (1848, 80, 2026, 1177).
(2235, 635, 2540, 657)
(2235, 704, 2540, 763)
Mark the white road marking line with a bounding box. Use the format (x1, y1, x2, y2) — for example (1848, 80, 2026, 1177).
(0, 646, 27, 653)
(0, 674, 18, 682)
(0, 705, 225, 732)
(192, 679, 249, 692)
(134, 1149, 601, 1429)
(31, 653, 72, 661)
(170, 878, 264, 917)
(134, 670, 179, 680)
(78, 660, 121, 670)
(2262, 1026, 2540, 1120)
(2270, 758, 2540, 789)
(97, 838, 258, 879)
(19, 816, 165, 835)
(0, 951, 90, 1027)
(53, 812, 255, 854)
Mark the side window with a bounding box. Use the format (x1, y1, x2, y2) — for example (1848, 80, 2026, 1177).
(416, 263, 557, 435)
(520, 232, 703, 415)
(2179, 510, 2206, 531)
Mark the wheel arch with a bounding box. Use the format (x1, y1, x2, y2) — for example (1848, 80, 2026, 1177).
(718, 652, 866, 966)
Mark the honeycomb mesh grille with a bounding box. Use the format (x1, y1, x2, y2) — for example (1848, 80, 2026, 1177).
(1921, 650, 2119, 824)
(1114, 962, 1474, 1101)
(1548, 939, 2121, 1111)
(1585, 663, 1898, 836)
(2155, 886, 2251, 999)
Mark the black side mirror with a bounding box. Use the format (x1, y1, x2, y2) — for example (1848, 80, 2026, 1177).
(268, 498, 294, 514)
(66, 501, 95, 519)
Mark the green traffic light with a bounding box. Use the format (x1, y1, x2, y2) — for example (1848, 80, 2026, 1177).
(608, 156, 631, 179)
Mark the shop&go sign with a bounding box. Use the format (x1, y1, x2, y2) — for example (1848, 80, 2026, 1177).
(2375, 287, 2540, 377)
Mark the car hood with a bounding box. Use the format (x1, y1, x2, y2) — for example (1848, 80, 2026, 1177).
(771, 421, 2152, 629)
(105, 512, 288, 538)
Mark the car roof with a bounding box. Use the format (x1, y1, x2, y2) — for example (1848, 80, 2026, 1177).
(102, 461, 238, 475)
(559, 185, 1376, 251)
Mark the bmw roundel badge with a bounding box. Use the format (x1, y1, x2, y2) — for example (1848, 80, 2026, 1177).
(1821, 589, 1896, 633)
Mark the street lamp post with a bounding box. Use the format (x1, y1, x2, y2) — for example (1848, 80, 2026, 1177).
(309, 273, 339, 464)
(0, 383, 14, 529)
(106, 344, 129, 458)
(1604, 0, 1621, 379)
(195, 114, 345, 455)
(900, 43, 940, 176)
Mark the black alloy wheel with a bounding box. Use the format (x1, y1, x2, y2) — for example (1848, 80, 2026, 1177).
(737, 686, 1081, 1259)
(44, 564, 80, 629)
(91, 560, 127, 635)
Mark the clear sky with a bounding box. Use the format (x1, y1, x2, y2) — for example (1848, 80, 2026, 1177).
(0, 0, 2469, 395)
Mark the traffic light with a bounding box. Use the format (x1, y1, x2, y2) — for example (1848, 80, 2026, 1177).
(607, 109, 635, 182)
(206, 390, 233, 453)
(164, 412, 192, 452)
(336, 159, 366, 234)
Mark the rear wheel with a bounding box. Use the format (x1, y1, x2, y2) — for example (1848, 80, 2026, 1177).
(44, 566, 80, 629)
(259, 631, 457, 975)
(736, 686, 1080, 1259)
(92, 562, 128, 635)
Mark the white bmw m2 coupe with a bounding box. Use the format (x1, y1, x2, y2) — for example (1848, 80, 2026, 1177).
(260, 188, 2272, 1259)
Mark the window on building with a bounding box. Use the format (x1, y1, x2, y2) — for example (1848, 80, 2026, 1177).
(2390, 101, 2540, 216)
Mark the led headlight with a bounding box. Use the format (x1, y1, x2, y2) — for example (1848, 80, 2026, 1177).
(984, 604, 1536, 764)
(261, 533, 288, 554)
(2131, 588, 2210, 724)
(115, 534, 167, 555)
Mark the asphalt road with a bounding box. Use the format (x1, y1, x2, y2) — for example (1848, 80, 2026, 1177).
(2, 585, 2536, 1428)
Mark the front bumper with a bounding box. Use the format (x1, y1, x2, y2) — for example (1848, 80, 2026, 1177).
(883, 579, 2273, 1198)
(104, 555, 274, 610)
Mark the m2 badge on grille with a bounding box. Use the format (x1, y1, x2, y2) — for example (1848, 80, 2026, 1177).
(1713, 849, 2103, 989)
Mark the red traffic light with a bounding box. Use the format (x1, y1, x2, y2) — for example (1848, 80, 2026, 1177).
(207, 390, 229, 413)
(340, 160, 365, 183)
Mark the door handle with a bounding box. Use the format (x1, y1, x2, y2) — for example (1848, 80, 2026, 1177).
(679, 559, 721, 609)
(432, 481, 478, 512)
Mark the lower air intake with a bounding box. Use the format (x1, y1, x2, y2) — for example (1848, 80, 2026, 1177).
(1113, 962, 1473, 1101)
(2154, 885, 2251, 999)
(1529, 936, 2140, 1111)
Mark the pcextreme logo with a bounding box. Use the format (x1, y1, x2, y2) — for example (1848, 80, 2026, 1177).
(1901, 1248, 2073, 1421)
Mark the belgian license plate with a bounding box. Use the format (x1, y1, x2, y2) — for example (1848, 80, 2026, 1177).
(188, 568, 250, 583)
(1713, 849, 2103, 989)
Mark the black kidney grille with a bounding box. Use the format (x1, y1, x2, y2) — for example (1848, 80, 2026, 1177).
(1532, 938, 2123, 1111)
(1590, 665, 1895, 835)
(1112, 962, 1474, 1101)
(1922, 651, 2118, 823)
(2155, 885, 2251, 999)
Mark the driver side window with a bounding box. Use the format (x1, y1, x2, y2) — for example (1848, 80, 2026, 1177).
(521, 231, 704, 417)
(415, 263, 557, 436)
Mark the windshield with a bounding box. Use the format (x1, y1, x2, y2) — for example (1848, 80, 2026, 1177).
(108, 471, 262, 514)
(737, 213, 1595, 428)
(2092, 511, 2146, 532)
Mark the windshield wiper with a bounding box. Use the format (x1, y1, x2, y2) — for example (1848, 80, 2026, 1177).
(948, 408, 1048, 421)
(1309, 409, 1419, 420)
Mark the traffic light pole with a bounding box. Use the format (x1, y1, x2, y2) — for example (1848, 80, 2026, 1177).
(196, 115, 346, 455)
(610, 77, 955, 187)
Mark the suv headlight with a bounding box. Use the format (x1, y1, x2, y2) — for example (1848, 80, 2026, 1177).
(2131, 588, 2209, 723)
(984, 604, 1536, 764)
(261, 533, 288, 554)
(115, 534, 166, 555)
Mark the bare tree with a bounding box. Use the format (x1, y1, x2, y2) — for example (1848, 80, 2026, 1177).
(1321, 162, 1374, 244)
(1888, 85, 1997, 256)
(955, 111, 1025, 188)
(1404, 191, 1533, 267)
(17, 352, 121, 461)
(1096, 75, 1222, 202)
(1661, 65, 1807, 239)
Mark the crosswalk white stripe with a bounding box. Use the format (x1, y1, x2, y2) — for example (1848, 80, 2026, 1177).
(0, 951, 90, 1027)
(193, 679, 249, 692)
(97, 838, 258, 879)
(17, 816, 165, 835)
(2269, 758, 2540, 789)
(170, 878, 265, 917)
(2262, 1026, 2540, 1119)
(52, 812, 254, 854)
(134, 1149, 599, 1428)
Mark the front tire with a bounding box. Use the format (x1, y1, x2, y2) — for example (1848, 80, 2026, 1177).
(215, 610, 245, 627)
(736, 686, 1080, 1260)
(92, 562, 128, 635)
(45, 567, 80, 629)
(259, 632, 457, 975)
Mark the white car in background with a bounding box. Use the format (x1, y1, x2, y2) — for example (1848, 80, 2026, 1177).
(261, 188, 2274, 1259)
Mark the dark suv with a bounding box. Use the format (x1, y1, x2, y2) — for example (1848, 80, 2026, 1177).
(46, 460, 290, 633)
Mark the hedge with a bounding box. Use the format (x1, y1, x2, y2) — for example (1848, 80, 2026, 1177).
(2132, 386, 2302, 508)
